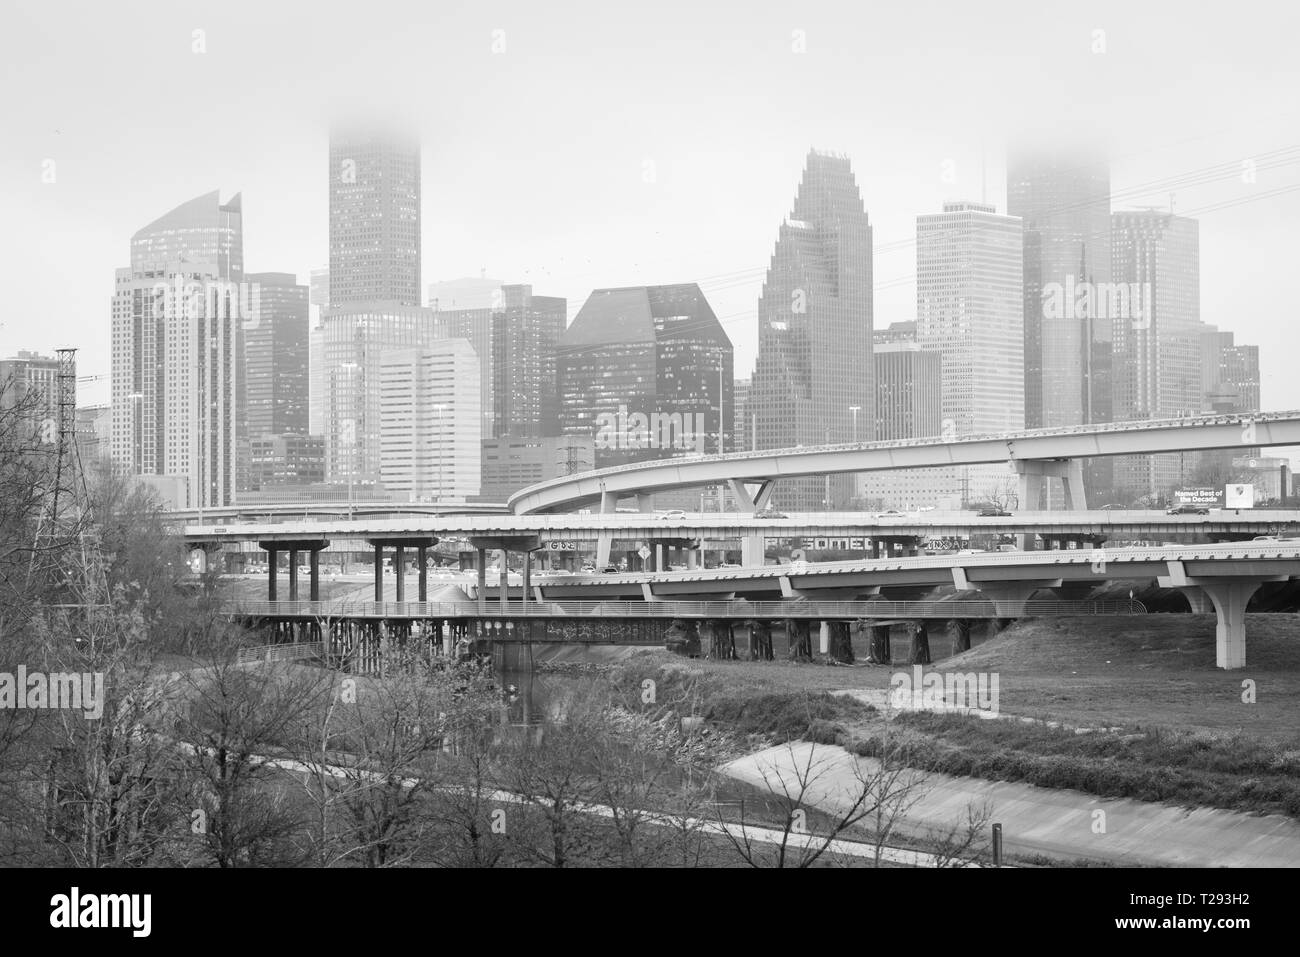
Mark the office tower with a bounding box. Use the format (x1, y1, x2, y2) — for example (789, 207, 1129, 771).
(110, 191, 244, 508)
(750, 150, 873, 510)
(917, 200, 1024, 503)
(480, 434, 595, 501)
(492, 284, 566, 437)
(558, 284, 732, 471)
(733, 377, 751, 453)
(239, 272, 313, 493)
(1007, 147, 1112, 432)
(1200, 326, 1260, 414)
(872, 341, 942, 440)
(1198, 326, 1262, 481)
(429, 277, 503, 441)
(1110, 211, 1202, 498)
(247, 434, 325, 490)
(74, 404, 112, 469)
(859, 340, 959, 510)
(377, 340, 481, 501)
(309, 267, 330, 318)
(318, 304, 441, 488)
(0, 351, 60, 419)
(328, 127, 421, 308)
(244, 272, 309, 437)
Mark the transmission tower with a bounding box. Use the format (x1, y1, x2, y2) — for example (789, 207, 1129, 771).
(28, 347, 109, 629)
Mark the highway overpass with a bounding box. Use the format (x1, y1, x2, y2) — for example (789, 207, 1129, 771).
(507, 410, 1300, 514)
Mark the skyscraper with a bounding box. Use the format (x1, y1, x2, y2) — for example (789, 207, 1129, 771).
(1007, 146, 1112, 499)
(244, 272, 309, 438)
(492, 284, 566, 438)
(110, 191, 244, 508)
(378, 341, 481, 501)
(428, 276, 503, 441)
(1110, 211, 1202, 498)
(858, 336, 960, 510)
(558, 284, 732, 471)
(1007, 148, 1111, 425)
(318, 304, 441, 488)
(328, 128, 421, 308)
(750, 150, 873, 510)
(916, 200, 1024, 503)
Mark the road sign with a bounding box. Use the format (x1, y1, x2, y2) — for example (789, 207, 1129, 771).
(638, 545, 651, 561)
(542, 540, 578, 551)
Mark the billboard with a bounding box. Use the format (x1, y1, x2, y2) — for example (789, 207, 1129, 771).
(1174, 487, 1223, 507)
(1225, 483, 1256, 509)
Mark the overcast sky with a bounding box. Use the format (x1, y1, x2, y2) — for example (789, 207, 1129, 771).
(3, 0, 1298, 417)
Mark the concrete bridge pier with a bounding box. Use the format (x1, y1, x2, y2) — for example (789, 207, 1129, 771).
(1159, 567, 1284, 669)
(742, 532, 765, 567)
(1177, 586, 1214, 614)
(259, 538, 330, 601)
(909, 621, 932, 664)
(1014, 457, 1087, 511)
(949, 618, 972, 655)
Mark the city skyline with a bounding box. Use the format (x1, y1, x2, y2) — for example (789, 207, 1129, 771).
(4, 2, 1298, 418)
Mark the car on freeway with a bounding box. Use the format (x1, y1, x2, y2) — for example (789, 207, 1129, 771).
(875, 509, 906, 518)
(1166, 503, 1210, 515)
(718, 562, 741, 569)
(755, 508, 788, 519)
(657, 509, 687, 521)
(1099, 503, 1128, 510)
(977, 507, 1012, 517)
(601, 565, 620, 574)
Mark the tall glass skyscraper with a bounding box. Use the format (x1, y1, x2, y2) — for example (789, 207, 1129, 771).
(1007, 147, 1112, 430)
(110, 191, 244, 508)
(750, 150, 873, 510)
(492, 284, 566, 438)
(328, 127, 421, 308)
(916, 201, 1023, 503)
(1111, 211, 1202, 498)
(558, 284, 732, 470)
(1008, 146, 1112, 501)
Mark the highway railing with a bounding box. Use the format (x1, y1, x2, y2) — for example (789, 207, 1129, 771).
(227, 598, 1147, 621)
(236, 641, 325, 664)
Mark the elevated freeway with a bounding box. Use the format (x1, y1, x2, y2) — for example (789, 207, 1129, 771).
(223, 541, 1300, 669)
(507, 410, 1300, 514)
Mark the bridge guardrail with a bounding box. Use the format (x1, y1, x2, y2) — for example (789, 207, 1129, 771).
(227, 598, 1147, 620)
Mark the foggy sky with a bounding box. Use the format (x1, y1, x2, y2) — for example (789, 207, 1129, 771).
(2, 0, 1297, 419)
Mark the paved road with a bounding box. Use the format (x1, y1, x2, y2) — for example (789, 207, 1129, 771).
(718, 741, 1300, 867)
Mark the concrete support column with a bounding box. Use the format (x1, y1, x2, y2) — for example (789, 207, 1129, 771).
(394, 545, 405, 603)
(267, 548, 278, 601)
(477, 547, 487, 616)
(309, 549, 320, 602)
(418, 546, 428, 602)
(971, 581, 1057, 618)
(288, 549, 299, 601)
(950, 618, 972, 655)
(636, 493, 654, 512)
(741, 532, 764, 567)
(373, 545, 384, 601)
(522, 549, 531, 616)
(596, 532, 613, 568)
(498, 549, 509, 613)
(686, 547, 698, 570)
(1198, 581, 1263, 670)
(1178, 586, 1213, 614)
(818, 620, 830, 655)
(442, 621, 453, 657)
